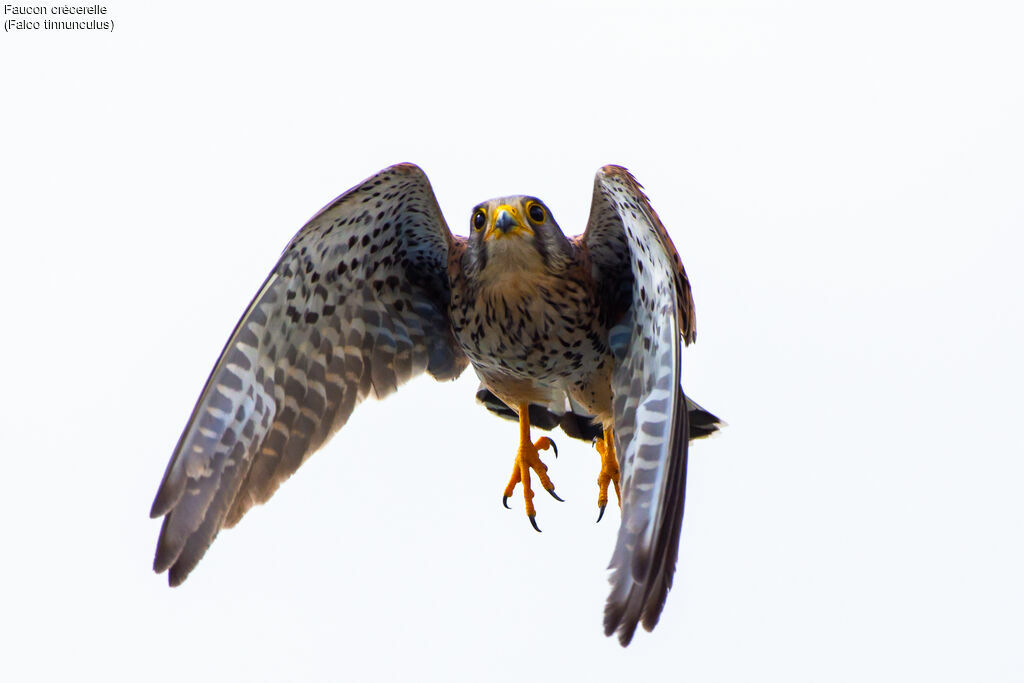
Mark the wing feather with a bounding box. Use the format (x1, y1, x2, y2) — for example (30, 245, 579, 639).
(151, 163, 468, 585)
(583, 165, 696, 645)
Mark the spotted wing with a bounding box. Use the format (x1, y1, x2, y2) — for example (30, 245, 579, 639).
(582, 165, 697, 645)
(150, 163, 468, 586)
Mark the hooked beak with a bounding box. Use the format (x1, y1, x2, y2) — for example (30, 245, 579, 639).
(484, 205, 533, 242)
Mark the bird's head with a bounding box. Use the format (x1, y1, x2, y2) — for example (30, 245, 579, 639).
(465, 196, 573, 278)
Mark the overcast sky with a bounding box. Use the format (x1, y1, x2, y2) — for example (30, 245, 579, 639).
(2, 1, 1022, 681)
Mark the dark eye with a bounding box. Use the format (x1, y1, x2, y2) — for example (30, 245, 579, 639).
(472, 210, 486, 231)
(527, 202, 545, 224)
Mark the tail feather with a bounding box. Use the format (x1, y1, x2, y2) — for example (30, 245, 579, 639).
(475, 385, 722, 443)
(684, 396, 725, 440)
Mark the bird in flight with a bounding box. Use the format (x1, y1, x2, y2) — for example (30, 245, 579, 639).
(150, 163, 721, 645)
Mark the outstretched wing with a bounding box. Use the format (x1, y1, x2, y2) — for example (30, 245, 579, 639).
(582, 165, 697, 646)
(150, 163, 468, 586)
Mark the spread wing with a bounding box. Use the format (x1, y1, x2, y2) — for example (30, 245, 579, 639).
(150, 163, 468, 586)
(582, 165, 697, 645)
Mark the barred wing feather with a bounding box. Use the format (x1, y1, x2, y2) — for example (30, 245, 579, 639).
(584, 166, 695, 646)
(150, 164, 467, 586)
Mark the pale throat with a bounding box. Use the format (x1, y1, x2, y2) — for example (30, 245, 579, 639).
(477, 238, 548, 292)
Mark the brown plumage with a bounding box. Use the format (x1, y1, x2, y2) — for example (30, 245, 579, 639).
(448, 195, 616, 429)
(149, 163, 722, 646)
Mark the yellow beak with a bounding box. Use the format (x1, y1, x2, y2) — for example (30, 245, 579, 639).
(484, 204, 533, 241)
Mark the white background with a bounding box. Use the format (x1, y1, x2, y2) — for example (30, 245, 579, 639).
(2, 1, 1022, 681)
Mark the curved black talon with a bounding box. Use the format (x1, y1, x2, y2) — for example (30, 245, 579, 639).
(549, 440, 558, 458)
(502, 495, 510, 509)
(529, 515, 542, 533)
(596, 504, 607, 523)
(547, 489, 564, 502)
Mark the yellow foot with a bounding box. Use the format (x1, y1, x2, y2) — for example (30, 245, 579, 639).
(502, 403, 563, 532)
(594, 427, 621, 523)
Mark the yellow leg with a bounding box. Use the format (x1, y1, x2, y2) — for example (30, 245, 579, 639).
(594, 427, 621, 523)
(502, 403, 562, 532)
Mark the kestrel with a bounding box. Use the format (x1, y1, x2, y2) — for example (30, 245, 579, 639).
(150, 164, 721, 645)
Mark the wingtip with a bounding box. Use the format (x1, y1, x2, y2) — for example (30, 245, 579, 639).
(167, 565, 188, 587)
(153, 538, 180, 575)
(603, 612, 639, 647)
(150, 451, 190, 518)
(149, 491, 172, 519)
(603, 589, 640, 647)
(153, 554, 176, 577)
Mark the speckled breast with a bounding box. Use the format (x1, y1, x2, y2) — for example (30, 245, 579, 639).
(448, 273, 612, 387)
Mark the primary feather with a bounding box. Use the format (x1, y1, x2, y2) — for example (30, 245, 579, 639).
(150, 163, 721, 649)
(583, 166, 699, 645)
(150, 164, 466, 585)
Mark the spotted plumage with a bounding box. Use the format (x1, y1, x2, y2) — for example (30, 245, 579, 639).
(448, 196, 613, 422)
(150, 163, 722, 646)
